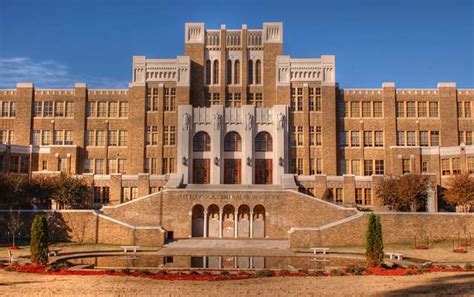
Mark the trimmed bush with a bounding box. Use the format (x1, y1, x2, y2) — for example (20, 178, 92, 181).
(30, 214, 49, 265)
(256, 270, 273, 277)
(366, 213, 384, 267)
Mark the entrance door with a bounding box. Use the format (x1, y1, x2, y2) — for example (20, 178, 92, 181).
(224, 159, 241, 184)
(255, 159, 272, 184)
(193, 159, 210, 184)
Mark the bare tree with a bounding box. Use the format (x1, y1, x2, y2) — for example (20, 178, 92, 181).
(7, 209, 23, 247)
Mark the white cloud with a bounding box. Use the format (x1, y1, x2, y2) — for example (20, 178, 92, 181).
(0, 57, 128, 89)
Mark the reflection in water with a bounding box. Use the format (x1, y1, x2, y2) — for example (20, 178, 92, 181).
(64, 255, 365, 271)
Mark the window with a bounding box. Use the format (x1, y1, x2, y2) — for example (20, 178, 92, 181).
(9, 102, 15, 117)
(118, 159, 127, 174)
(205, 60, 211, 85)
(121, 187, 131, 202)
(466, 131, 473, 145)
(310, 158, 315, 175)
(255, 93, 263, 107)
(44, 101, 53, 117)
(64, 130, 72, 145)
(418, 102, 427, 117)
(255, 60, 262, 84)
(351, 101, 360, 117)
(109, 101, 118, 117)
(96, 130, 105, 146)
(205, 93, 221, 107)
(316, 158, 322, 174)
(429, 102, 438, 117)
(422, 161, 428, 173)
(146, 88, 159, 111)
(213, 60, 219, 84)
(162, 158, 175, 174)
(1, 102, 8, 117)
(402, 159, 411, 174)
(227, 60, 232, 85)
(420, 131, 429, 146)
(42, 160, 48, 171)
(54, 130, 63, 145)
(163, 126, 175, 146)
(255, 132, 272, 152)
(373, 101, 382, 117)
(65, 102, 74, 117)
(226, 93, 241, 107)
(296, 158, 303, 175)
(441, 159, 450, 175)
(86, 130, 94, 146)
(224, 132, 242, 151)
(339, 159, 348, 175)
(234, 60, 240, 84)
(95, 159, 104, 175)
(33, 102, 42, 117)
(355, 188, 363, 205)
(119, 102, 128, 117)
(291, 88, 303, 111)
(396, 102, 405, 117)
(86, 101, 96, 117)
(145, 158, 157, 174)
(84, 159, 91, 173)
(98, 102, 108, 117)
(42, 130, 52, 145)
(364, 131, 373, 147)
(375, 160, 384, 175)
(93, 187, 110, 204)
(430, 131, 440, 146)
(465, 102, 471, 118)
(407, 101, 416, 117)
(108, 159, 117, 174)
(364, 189, 372, 205)
(468, 157, 474, 174)
(108, 130, 118, 146)
(297, 126, 303, 146)
(335, 188, 344, 204)
(452, 158, 461, 175)
(374, 131, 383, 147)
(351, 131, 360, 147)
(32, 130, 40, 145)
(164, 87, 176, 111)
(310, 126, 321, 146)
(351, 160, 360, 175)
(309, 88, 321, 112)
(119, 130, 128, 146)
(362, 101, 371, 117)
(55, 101, 65, 117)
(248, 60, 253, 85)
(364, 160, 373, 176)
(407, 131, 416, 146)
(193, 132, 211, 151)
(9, 156, 19, 173)
(146, 126, 158, 145)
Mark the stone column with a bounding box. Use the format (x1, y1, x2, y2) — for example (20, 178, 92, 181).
(210, 105, 224, 184)
(218, 209, 223, 238)
(203, 210, 208, 238)
(242, 105, 255, 185)
(249, 211, 254, 238)
(273, 105, 288, 184)
(234, 210, 238, 238)
(177, 105, 193, 184)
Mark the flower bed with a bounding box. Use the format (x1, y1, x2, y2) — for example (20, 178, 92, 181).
(415, 245, 429, 250)
(453, 248, 467, 253)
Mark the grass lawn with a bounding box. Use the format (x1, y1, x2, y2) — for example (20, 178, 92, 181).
(331, 241, 473, 263)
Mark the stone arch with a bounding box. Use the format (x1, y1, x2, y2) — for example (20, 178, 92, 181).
(224, 131, 242, 152)
(253, 204, 265, 238)
(191, 204, 205, 237)
(255, 131, 273, 152)
(193, 131, 211, 151)
(222, 204, 235, 238)
(238, 204, 250, 237)
(207, 204, 220, 238)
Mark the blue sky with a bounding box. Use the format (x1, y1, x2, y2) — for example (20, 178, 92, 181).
(0, 0, 472, 89)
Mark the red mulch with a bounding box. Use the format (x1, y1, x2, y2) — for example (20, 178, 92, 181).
(7, 246, 19, 250)
(453, 249, 468, 253)
(459, 242, 472, 247)
(0, 264, 470, 280)
(415, 245, 429, 250)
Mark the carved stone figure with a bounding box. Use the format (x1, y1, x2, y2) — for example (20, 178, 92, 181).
(213, 113, 222, 131)
(183, 112, 191, 131)
(245, 113, 254, 130)
(277, 112, 285, 130)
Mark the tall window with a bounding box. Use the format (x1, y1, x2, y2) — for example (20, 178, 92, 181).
(227, 60, 232, 85)
(213, 60, 219, 84)
(362, 101, 371, 117)
(224, 132, 242, 152)
(255, 132, 272, 152)
(146, 88, 159, 111)
(205, 60, 211, 85)
(248, 60, 253, 85)
(193, 132, 211, 151)
(373, 101, 383, 117)
(351, 101, 360, 117)
(429, 102, 439, 117)
(119, 102, 128, 117)
(234, 60, 240, 84)
(163, 126, 175, 146)
(164, 87, 176, 111)
(255, 60, 262, 84)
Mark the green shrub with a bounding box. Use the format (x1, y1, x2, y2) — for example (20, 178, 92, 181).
(238, 271, 249, 275)
(366, 213, 384, 267)
(329, 268, 344, 276)
(30, 214, 49, 265)
(138, 269, 151, 275)
(298, 269, 309, 275)
(220, 270, 230, 276)
(345, 265, 366, 275)
(121, 268, 131, 274)
(189, 270, 199, 275)
(256, 270, 273, 277)
(464, 263, 473, 271)
(157, 270, 168, 275)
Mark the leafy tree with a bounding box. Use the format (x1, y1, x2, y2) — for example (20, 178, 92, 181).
(444, 173, 474, 212)
(375, 174, 430, 212)
(0, 175, 29, 209)
(366, 213, 384, 267)
(25, 176, 56, 209)
(50, 174, 93, 209)
(30, 214, 49, 265)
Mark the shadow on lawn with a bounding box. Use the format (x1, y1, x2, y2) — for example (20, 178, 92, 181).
(384, 273, 474, 296)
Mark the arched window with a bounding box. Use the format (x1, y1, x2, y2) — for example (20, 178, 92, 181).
(193, 132, 211, 151)
(205, 60, 211, 85)
(234, 60, 240, 84)
(224, 132, 242, 152)
(248, 60, 253, 85)
(255, 132, 272, 152)
(255, 60, 262, 84)
(227, 60, 232, 85)
(213, 60, 219, 85)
